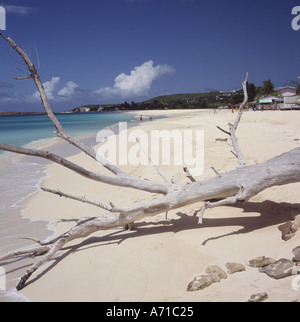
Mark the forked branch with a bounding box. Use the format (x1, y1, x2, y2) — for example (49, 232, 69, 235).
(217, 72, 248, 167)
(0, 142, 168, 194)
(41, 187, 113, 212)
(0, 35, 299, 292)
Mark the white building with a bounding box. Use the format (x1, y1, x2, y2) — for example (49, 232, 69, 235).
(275, 86, 300, 109)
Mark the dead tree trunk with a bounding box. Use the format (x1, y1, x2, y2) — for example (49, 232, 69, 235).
(0, 33, 299, 290)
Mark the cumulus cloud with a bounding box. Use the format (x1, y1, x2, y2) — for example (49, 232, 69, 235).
(95, 60, 175, 99)
(31, 76, 60, 101)
(0, 60, 175, 107)
(29, 78, 83, 103)
(0, 76, 84, 107)
(57, 81, 80, 99)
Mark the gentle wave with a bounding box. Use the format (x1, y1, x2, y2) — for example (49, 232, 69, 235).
(0, 112, 136, 301)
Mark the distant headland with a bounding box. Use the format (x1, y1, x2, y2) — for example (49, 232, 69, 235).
(0, 111, 46, 116)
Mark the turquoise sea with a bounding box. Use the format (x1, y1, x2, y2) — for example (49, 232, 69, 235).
(0, 112, 135, 149)
(0, 111, 136, 301)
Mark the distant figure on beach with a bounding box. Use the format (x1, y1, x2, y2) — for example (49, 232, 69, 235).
(214, 109, 217, 114)
(271, 102, 277, 111)
(140, 114, 143, 121)
(149, 116, 153, 121)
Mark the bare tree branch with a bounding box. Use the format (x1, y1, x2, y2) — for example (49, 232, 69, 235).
(13, 75, 32, 80)
(0, 33, 129, 178)
(211, 166, 221, 178)
(41, 187, 113, 212)
(216, 73, 248, 167)
(216, 126, 230, 136)
(136, 137, 170, 184)
(183, 167, 196, 182)
(1, 145, 299, 289)
(0, 142, 168, 194)
(229, 72, 248, 167)
(0, 36, 299, 291)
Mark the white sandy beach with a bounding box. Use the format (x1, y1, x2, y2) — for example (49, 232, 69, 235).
(18, 109, 300, 302)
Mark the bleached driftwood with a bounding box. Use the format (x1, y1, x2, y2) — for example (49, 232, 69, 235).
(0, 33, 300, 290)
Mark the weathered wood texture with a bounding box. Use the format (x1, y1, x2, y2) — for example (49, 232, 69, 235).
(0, 33, 299, 290)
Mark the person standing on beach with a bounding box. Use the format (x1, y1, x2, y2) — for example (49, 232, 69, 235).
(140, 114, 143, 121)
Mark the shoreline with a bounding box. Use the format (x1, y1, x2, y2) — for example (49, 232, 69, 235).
(0, 111, 139, 302)
(2, 109, 300, 302)
(20, 109, 200, 237)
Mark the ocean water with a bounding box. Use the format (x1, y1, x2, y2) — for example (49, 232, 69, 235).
(0, 112, 136, 301)
(0, 112, 135, 149)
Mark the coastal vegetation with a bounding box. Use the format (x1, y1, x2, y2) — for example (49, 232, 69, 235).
(71, 90, 245, 112)
(71, 79, 291, 113)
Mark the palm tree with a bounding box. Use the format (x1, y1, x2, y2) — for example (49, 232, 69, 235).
(261, 79, 274, 96)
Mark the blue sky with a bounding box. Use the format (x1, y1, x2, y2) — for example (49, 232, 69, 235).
(0, 0, 300, 112)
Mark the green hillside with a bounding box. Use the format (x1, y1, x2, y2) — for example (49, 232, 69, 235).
(144, 91, 221, 104)
(71, 90, 241, 112)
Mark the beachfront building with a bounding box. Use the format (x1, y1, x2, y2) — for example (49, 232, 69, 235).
(276, 86, 297, 97)
(275, 86, 300, 109)
(257, 95, 283, 110)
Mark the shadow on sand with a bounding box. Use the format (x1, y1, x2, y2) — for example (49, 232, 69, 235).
(19, 200, 300, 288)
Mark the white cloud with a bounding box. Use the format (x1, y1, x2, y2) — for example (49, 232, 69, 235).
(1, 61, 175, 106)
(0, 76, 84, 106)
(32, 76, 60, 101)
(30, 78, 82, 102)
(95, 60, 175, 99)
(0, 92, 19, 103)
(0, 4, 36, 15)
(57, 81, 80, 98)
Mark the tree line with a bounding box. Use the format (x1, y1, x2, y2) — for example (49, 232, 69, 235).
(72, 78, 298, 112)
